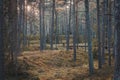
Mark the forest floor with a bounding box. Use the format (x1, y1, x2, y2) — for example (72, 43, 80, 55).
(14, 49, 114, 80)
(6, 40, 114, 80)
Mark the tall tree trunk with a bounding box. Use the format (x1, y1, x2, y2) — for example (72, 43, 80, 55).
(23, 0, 27, 47)
(107, 0, 112, 66)
(55, 11, 58, 49)
(39, 0, 43, 50)
(9, 0, 18, 61)
(42, 0, 46, 50)
(73, 0, 76, 62)
(113, 0, 116, 59)
(66, 0, 72, 51)
(8, 0, 18, 76)
(0, 0, 5, 79)
(101, 2, 105, 64)
(17, 0, 22, 53)
(75, 2, 79, 49)
(85, 0, 94, 74)
(50, 0, 55, 50)
(114, 0, 120, 79)
(18, 0, 23, 49)
(96, 0, 102, 69)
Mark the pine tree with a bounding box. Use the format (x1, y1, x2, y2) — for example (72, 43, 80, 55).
(114, 0, 120, 79)
(50, 0, 55, 50)
(73, 0, 76, 62)
(0, 0, 5, 79)
(96, 0, 102, 69)
(85, 0, 94, 74)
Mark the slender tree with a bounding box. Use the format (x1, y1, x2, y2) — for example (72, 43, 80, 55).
(66, 0, 72, 51)
(75, 2, 79, 49)
(114, 0, 120, 79)
(50, 0, 55, 50)
(66, 5, 69, 51)
(42, 0, 46, 49)
(73, 0, 77, 62)
(39, 0, 43, 50)
(113, 0, 116, 58)
(107, 0, 112, 66)
(85, 0, 94, 74)
(96, 0, 102, 69)
(0, 0, 5, 79)
(55, 10, 58, 49)
(18, 0, 24, 48)
(17, 0, 22, 53)
(23, 0, 27, 47)
(101, 2, 105, 64)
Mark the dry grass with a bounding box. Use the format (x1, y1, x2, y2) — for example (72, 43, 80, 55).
(6, 39, 114, 80)
(12, 49, 114, 80)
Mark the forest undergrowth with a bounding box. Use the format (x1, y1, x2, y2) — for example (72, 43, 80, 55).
(6, 48, 114, 80)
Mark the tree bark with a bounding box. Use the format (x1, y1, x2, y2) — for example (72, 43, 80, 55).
(50, 0, 55, 50)
(0, 0, 5, 79)
(85, 0, 94, 74)
(96, 0, 102, 69)
(114, 0, 120, 79)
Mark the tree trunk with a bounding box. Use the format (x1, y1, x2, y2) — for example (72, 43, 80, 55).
(101, 2, 105, 64)
(96, 0, 102, 69)
(39, 0, 44, 50)
(66, 0, 72, 51)
(114, 0, 120, 79)
(107, 0, 112, 66)
(73, 0, 76, 62)
(0, 0, 5, 79)
(50, 0, 55, 50)
(85, 0, 94, 74)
